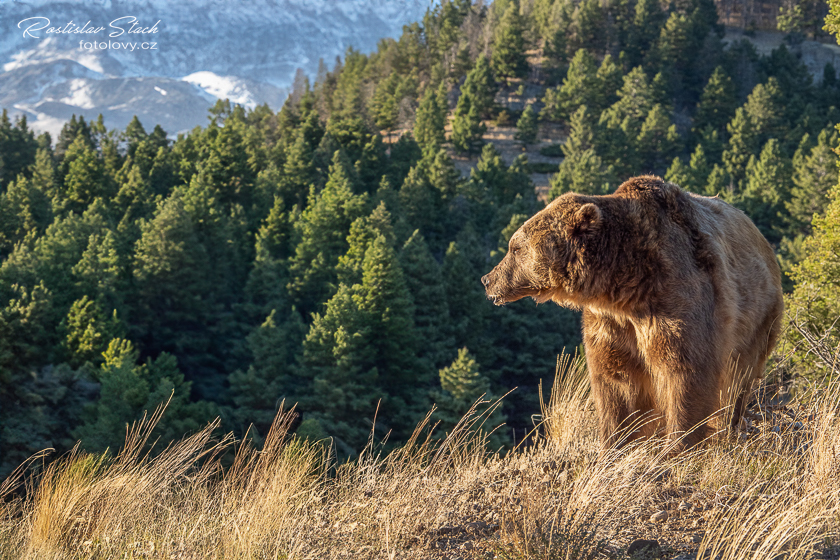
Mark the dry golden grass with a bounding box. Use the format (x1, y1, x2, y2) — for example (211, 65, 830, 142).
(3, 351, 840, 559)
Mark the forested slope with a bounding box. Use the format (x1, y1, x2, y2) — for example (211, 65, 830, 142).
(1, 0, 838, 476)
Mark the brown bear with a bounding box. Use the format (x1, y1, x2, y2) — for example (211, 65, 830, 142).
(481, 176, 783, 451)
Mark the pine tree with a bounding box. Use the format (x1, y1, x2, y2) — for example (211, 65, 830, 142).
(785, 181, 840, 378)
(665, 157, 692, 190)
(541, 0, 571, 74)
(624, 0, 666, 67)
(549, 106, 615, 199)
(515, 104, 539, 146)
(722, 108, 756, 187)
(336, 202, 395, 286)
(570, 0, 608, 54)
(694, 67, 738, 136)
(705, 164, 731, 196)
(431, 347, 507, 450)
(0, 175, 52, 254)
(596, 54, 623, 110)
(281, 110, 324, 209)
(62, 135, 107, 210)
(735, 138, 792, 244)
(371, 73, 400, 134)
(228, 309, 306, 440)
(287, 151, 369, 316)
(72, 230, 124, 313)
(665, 144, 710, 193)
(636, 104, 681, 173)
(786, 128, 839, 236)
(73, 339, 213, 453)
(357, 234, 421, 430)
(598, 66, 659, 177)
(0, 280, 90, 473)
(443, 240, 490, 362)
(461, 54, 497, 118)
(243, 195, 297, 324)
(451, 91, 486, 155)
(300, 284, 382, 454)
(492, 0, 528, 81)
(388, 133, 423, 187)
(540, 48, 600, 122)
(414, 86, 448, 156)
(131, 193, 216, 388)
(400, 231, 456, 375)
(60, 295, 121, 368)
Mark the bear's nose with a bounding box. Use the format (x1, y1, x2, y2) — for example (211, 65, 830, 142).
(481, 274, 490, 287)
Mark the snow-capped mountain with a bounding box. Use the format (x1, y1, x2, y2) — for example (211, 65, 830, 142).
(0, 0, 431, 136)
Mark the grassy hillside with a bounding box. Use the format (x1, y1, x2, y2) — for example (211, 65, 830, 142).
(2, 352, 839, 559)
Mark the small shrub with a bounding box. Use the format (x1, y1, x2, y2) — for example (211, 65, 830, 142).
(526, 162, 560, 174)
(539, 144, 564, 158)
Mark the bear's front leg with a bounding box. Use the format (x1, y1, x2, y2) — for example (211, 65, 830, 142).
(647, 327, 722, 451)
(583, 311, 656, 449)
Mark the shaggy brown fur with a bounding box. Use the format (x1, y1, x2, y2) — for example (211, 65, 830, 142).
(481, 176, 784, 450)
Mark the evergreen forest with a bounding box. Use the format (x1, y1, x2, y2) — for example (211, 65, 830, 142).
(1, 0, 839, 477)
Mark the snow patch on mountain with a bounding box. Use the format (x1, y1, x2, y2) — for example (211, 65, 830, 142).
(0, 0, 432, 136)
(182, 72, 258, 108)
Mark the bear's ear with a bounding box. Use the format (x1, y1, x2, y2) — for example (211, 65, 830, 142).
(566, 203, 602, 237)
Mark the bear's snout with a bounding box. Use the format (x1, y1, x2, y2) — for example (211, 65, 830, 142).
(481, 269, 506, 306)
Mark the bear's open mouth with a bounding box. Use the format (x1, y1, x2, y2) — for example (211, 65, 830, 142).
(487, 294, 506, 306)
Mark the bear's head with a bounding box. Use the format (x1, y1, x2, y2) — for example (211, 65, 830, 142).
(481, 195, 602, 307)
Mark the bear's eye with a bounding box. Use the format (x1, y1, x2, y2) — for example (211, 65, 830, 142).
(511, 247, 520, 256)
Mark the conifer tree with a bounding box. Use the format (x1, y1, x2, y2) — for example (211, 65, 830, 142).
(541, 1, 571, 73)
(228, 308, 306, 440)
(281, 110, 324, 209)
(785, 181, 840, 378)
(461, 54, 497, 119)
(666, 144, 710, 193)
(300, 283, 381, 453)
(694, 67, 738, 136)
(0, 176, 52, 254)
(336, 202, 395, 286)
(357, 234, 421, 429)
(786, 128, 839, 236)
(665, 157, 692, 191)
(62, 135, 107, 210)
(400, 231, 456, 375)
(462, 143, 509, 211)
(287, 151, 369, 316)
(569, 0, 608, 55)
(60, 295, 121, 368)
(540, 49, 600, 122)
(72, 230, 124, 313)
(443, 240, 490, 362)
(243, 195, 298, 323)
(636, 104, 681, 172)
(550, 106, 615, 199)
(388, 133, 423, 187)
(451, 91, 486, 156)
(431, 347, 507, 449)
(596, 54, 623, 110)
(414, 86, 448, 156)
(735, 138, 791, 244)
(492, 0, 528, 81)
(598, 66, 658, 177)
(624, 0, 666, 66)
(515, 104, 539, 146)
(73, 339, 212, 453)
(371, 73, 400, 134)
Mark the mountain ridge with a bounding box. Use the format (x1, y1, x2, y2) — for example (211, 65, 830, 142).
(0, 0, 431, 135)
